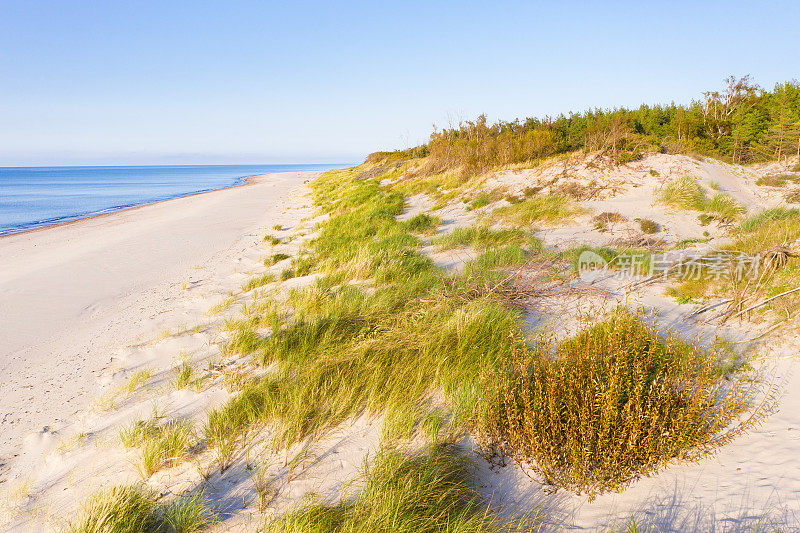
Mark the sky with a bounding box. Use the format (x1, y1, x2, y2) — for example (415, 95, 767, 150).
(1, 1, 799, 166)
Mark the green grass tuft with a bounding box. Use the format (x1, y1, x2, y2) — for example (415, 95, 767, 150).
(404, 213, 441, 234)
(68, 485, 213, 533)
(268, 444, 541, 532)
(489, 194, 583, 226)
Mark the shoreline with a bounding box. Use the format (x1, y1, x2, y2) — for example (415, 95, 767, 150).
(0, 173, 265, 240)
(0, 171, 319, 477)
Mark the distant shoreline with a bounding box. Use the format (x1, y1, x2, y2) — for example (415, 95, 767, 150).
(0, 173, 263, 240)
(0, 164, 351, 239)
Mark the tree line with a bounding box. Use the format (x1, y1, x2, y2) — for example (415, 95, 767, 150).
(373, 76, 800, 176)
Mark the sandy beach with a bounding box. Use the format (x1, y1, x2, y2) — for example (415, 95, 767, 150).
(0, 171, 317, 474)
(2, 156, 800, 531)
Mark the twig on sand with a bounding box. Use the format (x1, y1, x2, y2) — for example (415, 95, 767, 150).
(725, 286, 800, 322)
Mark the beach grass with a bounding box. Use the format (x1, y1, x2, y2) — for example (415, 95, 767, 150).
(68, 485, 214, 533)
(488, 194, 584, 226)
(267, 444, 543, 532)
(658, 175, 744, 221)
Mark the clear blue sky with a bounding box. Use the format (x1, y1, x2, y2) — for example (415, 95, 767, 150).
(1, 1, 798, 166)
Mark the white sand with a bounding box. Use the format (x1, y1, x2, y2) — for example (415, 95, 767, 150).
(3, 156, 800, 531)
(0, 172, 317, 472)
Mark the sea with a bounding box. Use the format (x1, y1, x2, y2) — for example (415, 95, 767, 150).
(0, 164, 347, 236)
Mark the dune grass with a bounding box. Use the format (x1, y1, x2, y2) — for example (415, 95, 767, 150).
(433, 225, 541, 251)
(120, 417, 194, 477)
(267, 444, 542, 532)
(488, 194, 584, 226)
(265, 253, 290, 266)
(171, 361, 195, 390)
(669, 207, 800, 316)
(197, 167, 767, 501)
(474, 309, 768, 499)
(242, 272, 275, 292)
(124, 369, 153, 394)
(403, 213, 441, 234)
(658, 175, 744, 221)
(68, 485, 214, 533)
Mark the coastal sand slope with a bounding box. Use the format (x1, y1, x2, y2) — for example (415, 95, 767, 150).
(0, 171, 317, 470)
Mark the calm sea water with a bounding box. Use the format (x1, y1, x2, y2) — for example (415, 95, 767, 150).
(0, 164, 347, 236)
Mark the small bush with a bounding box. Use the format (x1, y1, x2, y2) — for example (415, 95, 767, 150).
(638, 218, 660, 234)
(280, 269, 296, 281)
(593, 212, 627, 225)
(475, 309, 765, 498)
(264, 235, 281, 245)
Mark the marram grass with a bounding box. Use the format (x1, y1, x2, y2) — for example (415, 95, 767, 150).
(267, 444, 543, 533)
(67, 485, 214, 533)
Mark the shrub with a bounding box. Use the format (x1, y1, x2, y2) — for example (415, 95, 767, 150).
(264, 235, 281, 245)
(593, 212, 627, 225)
(475, 309, 766, 499)
(638, 218, 660, 234)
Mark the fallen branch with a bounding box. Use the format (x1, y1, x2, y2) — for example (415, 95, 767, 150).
(726, 286, 800, 321)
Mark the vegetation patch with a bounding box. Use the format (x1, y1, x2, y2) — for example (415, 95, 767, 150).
(433, 225, 541, 251)
(637, 218, 660, 234)
(756, 174, 799, 187)
(489, 194, 584, 227)
(68, 485, 214, 533)
(403, 213, 441, 234)
(658, 176, 744, 221)
(475, 309, 767, 498)
(268, 444, 541, 532)
(242, 272, 275, 292)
